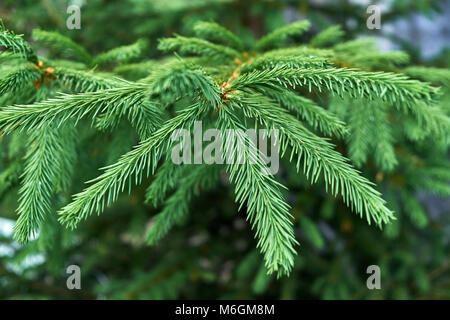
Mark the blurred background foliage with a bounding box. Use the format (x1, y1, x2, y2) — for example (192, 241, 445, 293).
(0, 0, 449, 299)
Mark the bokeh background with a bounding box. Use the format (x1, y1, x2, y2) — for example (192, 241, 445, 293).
(0, 0, 449, 299)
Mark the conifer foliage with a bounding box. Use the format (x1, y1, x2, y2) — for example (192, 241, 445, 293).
(0, 19, 448, 277)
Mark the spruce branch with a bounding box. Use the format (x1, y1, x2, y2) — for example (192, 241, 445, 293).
(218, 103, 298, 277)
(409, 101, 450, 139)
(264, 46, 334, 59)
(148, 60, 221, 106)
(255, 20, 311, 51)
(95, 93, 163, 140)
(58, 101, 213, 229)
(371, 107, 398, 172)
(1, 19, 447, 281)
(234, 66, 439, 113)
(53, 67, 130, 92)
(420, 178, 450, 197)
(32, 29, 92, 64)
(0, 20, 37, 63)
(403, 66, 450, 87)
(0, 85, 153, 134)
(333, 38, 376, 55)
(347, 99, 372, 167)
(248, 84, 348, 138)
(146, 164, 220, 245)
(337, 51, 410, 70)
(400, 190, 428, 228)
(241, 55, 331, 73)
(346, 99, 398, 171)
(158, 36, 241, 61)
(233, 94, 395, 227)
(93, 39, 149, 66)
(13, 124, 77, 243)
(113, 61, 158, 80)
(310, 25, 344, 48)
(193, 21, 244, 51)
(145, 161, 187, 206)
(0, 161, 22, 198)
(0, 64, 41, 95)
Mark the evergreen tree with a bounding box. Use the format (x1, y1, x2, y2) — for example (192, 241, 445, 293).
(0, 1, 448, 299)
